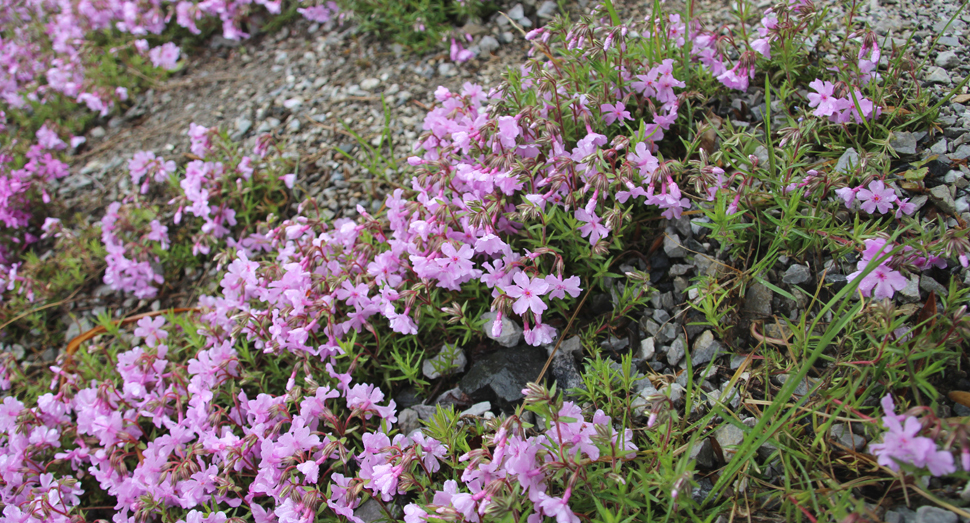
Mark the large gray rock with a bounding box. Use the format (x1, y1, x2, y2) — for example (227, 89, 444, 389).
(459, 346, 547, 406)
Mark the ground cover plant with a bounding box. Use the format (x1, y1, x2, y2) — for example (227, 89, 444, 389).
(2, 0, 970, 522)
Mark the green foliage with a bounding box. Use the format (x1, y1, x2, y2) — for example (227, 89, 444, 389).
(338, 0, 495, 52)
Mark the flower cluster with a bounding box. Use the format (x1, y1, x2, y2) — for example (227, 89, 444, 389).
(0, 126, 73, 241)
(0, 0, 342, 293)
(170, 125, 295, 257)
(807, 78, 881, 124)
(846, 237, 945, 300)
(836, 179, 918, 217)
(871, 394, 957, 476)
(400, 396, 636, 523)
(0, 306, 636, 523)
(101, 201, 168, 299)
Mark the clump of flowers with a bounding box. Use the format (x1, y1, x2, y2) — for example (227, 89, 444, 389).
(101, 200, 168, 299)
(871, 394, 959, 476)
(169, 125, 295, 257)
(845, 237, 945, 300)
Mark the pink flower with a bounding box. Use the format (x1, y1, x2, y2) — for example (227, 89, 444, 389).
(600, 102, 632, 125)
(544, 274, 582, 300)
(856, 180, 897, 214)
(836, 186, 860, 207)
(149, 42, 181, 70)
(506, 272, 550, 316)
(496, 116, 520, 149)
(871, 394, 956, 476)
(536, 490, 579, 523)
(807, 79, 840, 117)
(523, 320, 557, 346)
(848, 263, 907, 300)
(574, 200, 611, 245)
(628, 142, 659, 178)
(404, 504, 428, 523)
(751, 37, 771, 58)
(134, 316, 168, 347)
(895, 198, 918, 218)
(450, 39, 475, 63)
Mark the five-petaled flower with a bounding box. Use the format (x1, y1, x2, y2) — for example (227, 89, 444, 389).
(506, 272, 550, 315)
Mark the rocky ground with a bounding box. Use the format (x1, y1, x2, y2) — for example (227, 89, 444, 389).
(16, 0, 970, 511)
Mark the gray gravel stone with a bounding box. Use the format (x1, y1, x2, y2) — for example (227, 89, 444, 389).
(664, 233, 687, 258)
(835, 148, 859, 174)
(556, 336, 584, 360)
(691, 330, 725, 366)
(915, 506, 957, 523)
(782, 264, 811, 285)
(775, 374, 815, 397)
(743, 283, 773, 316)
(890, 131, 918, 155)
(422, 343, 467, 379)
(885, 508, 917, 523)
(547, 349, 585, 395)
(899, 275, 921, 302)
(397, 408, 421, 435)
(929, 184, 958, 214)
(481, 311, 522, 347)
(461, 401, 491, 417)
(920, 274, 948, 297)
(666, 337, 685, 366)
(664, 382, 686, 403)
(639, 337, 656, 360)
(479, 36, 500, 54)
(232, 116, 252, 140)
(438, 63, 457, 77)
(715, 424, 745, 450)
(537, 0, 558, 18)
(951, 144, 970, 161)
(931, 139, 948, 155)
(926, 66, 952, 84)
(355, 499, 390, 522)
(658, 323, 678, 344)
(689, 438, 717, 469)
(830, 424, 867, 451)
(730, 354, 747, 369)
(359, 78, 380, 91)
(936, 50, 961, 68)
